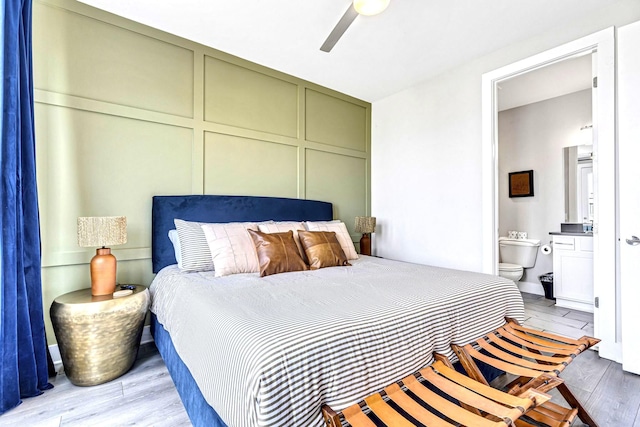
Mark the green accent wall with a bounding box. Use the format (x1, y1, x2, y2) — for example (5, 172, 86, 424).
(34, 0, 371, 343)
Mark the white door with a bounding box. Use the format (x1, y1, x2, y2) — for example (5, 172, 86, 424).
(618, 20, 640, 375)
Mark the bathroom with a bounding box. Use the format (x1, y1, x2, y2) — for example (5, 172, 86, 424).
(497, 53, 594, 300)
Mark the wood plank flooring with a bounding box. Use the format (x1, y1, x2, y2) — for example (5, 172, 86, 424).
(2, 293, 639, 426)
(505, 292, 640, 426)
(0, 344, 191, 427)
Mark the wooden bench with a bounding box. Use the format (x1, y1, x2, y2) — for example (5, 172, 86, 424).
(450, 317, 600, 427)
(321, 359, 556, 427)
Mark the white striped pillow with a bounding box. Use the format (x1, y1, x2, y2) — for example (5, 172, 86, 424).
(201, 222, 260, 277)
(304, 221, 359, 260)
(174, 219, 215, 272)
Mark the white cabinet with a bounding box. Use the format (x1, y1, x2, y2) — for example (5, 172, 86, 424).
(552, 235, 594, 312)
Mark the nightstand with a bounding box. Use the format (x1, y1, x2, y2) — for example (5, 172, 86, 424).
(50, 285, 150, 386)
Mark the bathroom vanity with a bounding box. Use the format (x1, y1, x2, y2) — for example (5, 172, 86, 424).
(550, 232, 594, 312)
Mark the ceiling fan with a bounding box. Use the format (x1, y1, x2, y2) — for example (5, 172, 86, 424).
(320, 0, 390, 53)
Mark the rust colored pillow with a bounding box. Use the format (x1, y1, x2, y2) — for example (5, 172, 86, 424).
(297, 230, 351, 270)
(247, 229, 308, 277)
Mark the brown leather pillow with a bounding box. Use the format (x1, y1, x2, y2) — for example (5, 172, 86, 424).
(297, 230, 351, 270)
(247, 229, 308, 277)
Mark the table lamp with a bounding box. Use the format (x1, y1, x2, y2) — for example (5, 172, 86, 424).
(355, 216, 376, 256)
(77, 216, 127, 296)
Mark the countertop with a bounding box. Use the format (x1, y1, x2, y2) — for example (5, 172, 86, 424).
(549, 231, 593, 237)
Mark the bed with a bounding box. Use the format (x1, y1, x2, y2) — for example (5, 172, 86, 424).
(149, 195, 525, 427)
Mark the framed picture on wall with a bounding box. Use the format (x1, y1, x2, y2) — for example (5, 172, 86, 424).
(508, 170, 534, 197)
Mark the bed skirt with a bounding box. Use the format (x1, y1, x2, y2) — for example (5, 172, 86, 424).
(151, 313, 227, 427)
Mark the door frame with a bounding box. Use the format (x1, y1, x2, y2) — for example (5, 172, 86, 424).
(481, 28, 620, 362)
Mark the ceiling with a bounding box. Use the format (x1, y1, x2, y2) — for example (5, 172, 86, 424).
(78, 0, 618, 102)
(498, 53, 593, 111)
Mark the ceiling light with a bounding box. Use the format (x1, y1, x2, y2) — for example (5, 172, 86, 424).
(353, 0, 390, 16)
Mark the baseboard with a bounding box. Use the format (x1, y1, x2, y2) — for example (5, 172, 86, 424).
(141, 324, 153, 344)
(49, 344, 63, 373)
(517, 281, 544, 296)
(555, 298, 594, 313)
(49, 325, 154, 374)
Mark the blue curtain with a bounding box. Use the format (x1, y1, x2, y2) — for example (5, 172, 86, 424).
(1, 0, 53, 415)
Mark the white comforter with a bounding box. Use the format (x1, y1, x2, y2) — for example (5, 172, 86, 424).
(150, 256, 524, 427)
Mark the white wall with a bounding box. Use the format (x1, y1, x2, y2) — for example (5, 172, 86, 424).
(498, 90, 592, 288)
(372, 0, 640, 272)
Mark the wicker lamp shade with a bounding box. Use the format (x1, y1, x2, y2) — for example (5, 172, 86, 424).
(354, 216, 376, 234)
(77, 216, 127, 247)
(77, 216, 127, 296)
(355, 216, 376, 256)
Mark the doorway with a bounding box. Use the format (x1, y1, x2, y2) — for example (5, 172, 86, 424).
(495, 53, 593, 299)
(481, 28, 619, 362)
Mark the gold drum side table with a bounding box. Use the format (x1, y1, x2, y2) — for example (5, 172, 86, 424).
(50, 285, 150, 386)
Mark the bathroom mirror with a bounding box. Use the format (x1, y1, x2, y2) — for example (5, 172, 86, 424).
(563, 144, 593, 223)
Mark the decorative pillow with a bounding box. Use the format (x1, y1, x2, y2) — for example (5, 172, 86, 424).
(258, 221, 308, 263)
(304, 221, 359, 260)
(168, 229, 183, 268)
(297, 230, 351, 270)
(174, 219, 215, 272)
(303, 220, 341, 229)
(201, 222, 260, 277)
(247, 229, 308, 277)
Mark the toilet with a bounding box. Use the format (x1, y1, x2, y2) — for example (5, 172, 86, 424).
(498, 237, 541, 282)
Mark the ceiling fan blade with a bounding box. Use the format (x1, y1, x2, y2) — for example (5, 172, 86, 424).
(320, 4, 359, 53)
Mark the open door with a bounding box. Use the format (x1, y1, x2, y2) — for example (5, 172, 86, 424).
(618, 19, 640, 375)
(482, 28, 618, 361)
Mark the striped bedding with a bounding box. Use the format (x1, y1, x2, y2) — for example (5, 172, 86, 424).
(150, 256, 524, 427)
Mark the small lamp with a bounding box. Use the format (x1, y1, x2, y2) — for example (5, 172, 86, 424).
(355, 216, 376, 256)
(78, 216, 127, 296)
(353, 0, 390, 16)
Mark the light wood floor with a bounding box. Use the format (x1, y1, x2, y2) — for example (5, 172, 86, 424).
(515, 292, 640, 426)
(3, 293, 639, 426)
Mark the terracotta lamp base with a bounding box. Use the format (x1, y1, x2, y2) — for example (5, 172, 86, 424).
(91, 247, 117, 296)
(360, 233, 371, 256)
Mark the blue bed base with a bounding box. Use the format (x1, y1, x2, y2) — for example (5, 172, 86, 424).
(150, 195, 334, 425)
(151, 313, 226, 426)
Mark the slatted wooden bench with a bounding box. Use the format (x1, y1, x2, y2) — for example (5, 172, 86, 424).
(321, 359, 557, 427)
(451, 317, 600, 427)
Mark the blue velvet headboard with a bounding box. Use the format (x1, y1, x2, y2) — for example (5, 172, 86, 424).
(152, 195, 333, 273)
